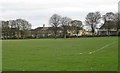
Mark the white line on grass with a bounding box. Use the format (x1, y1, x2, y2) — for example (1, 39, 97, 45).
(79, 41, 116, 55)
(88, 41, 116, 54)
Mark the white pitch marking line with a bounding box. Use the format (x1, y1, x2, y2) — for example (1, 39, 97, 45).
(79, 41, 116, 55)
(88, 41, 116, 54)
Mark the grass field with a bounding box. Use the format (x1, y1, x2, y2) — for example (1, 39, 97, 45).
(2, 37, 118, 71)
(0, 40, 2, 72)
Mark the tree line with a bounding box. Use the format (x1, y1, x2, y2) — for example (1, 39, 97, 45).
(0, 11, 120, 39)
(49, 14, 83, 38)
(1, 19, 31, 39)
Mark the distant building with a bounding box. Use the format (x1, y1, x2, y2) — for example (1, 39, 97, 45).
(98, 21, 118, 36)
(31, 24, 62, 38)
(31, 24, 92, 38)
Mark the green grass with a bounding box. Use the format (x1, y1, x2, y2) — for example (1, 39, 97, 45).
(0, 40, 2, 72)
(2, 37, 118, 71)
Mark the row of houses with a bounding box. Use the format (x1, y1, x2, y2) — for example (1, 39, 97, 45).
(31, 23, 120, 38)
(31, 24, 93, 38)
(31, 25, 120, 38)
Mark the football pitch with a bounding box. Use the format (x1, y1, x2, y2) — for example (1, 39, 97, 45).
(2, 37, 118, 71)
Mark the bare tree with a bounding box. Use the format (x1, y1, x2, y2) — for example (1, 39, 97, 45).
(1, 19, 31, 39)
(2, 21, 9, 39)
(9, 20, 16, 38)
(71, 20, 83, 37)
(85, 11, 101, 36)
(15, 19, 22, 38)
(49, 14, 61, 38)
(16, 19, 31, 39)
(61, 17, 72, 38)
(114, 13, 120, 35)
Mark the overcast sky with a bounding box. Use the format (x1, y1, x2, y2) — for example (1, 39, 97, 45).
(0, 0, 119, 29)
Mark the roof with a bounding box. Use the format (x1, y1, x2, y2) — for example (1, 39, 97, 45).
(31, 27, 62, 31)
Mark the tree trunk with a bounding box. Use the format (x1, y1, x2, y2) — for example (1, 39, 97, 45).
(77, 30, 79, 38)
(54, 27, 57, 39)
(64, 34, 66, 39)
(55, 34, 56, 39)
(107, 29, 110, 36)
(91, 24, 95, 37)
(77, 33, 78, 38)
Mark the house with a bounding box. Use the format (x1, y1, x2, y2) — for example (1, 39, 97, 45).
(98, 21, 118, 36)
(68, 29, 92, 36)
(31, 24, 63, 38)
